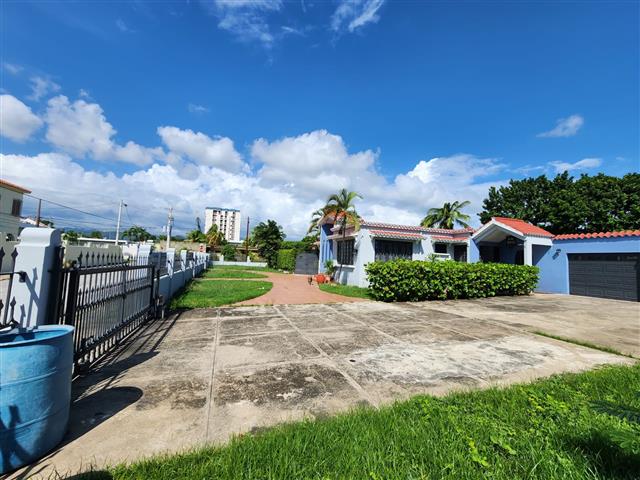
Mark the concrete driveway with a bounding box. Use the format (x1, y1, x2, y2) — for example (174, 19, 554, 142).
(21, 295, 637, 478)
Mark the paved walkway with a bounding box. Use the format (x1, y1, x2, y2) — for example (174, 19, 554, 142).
(233, 272, 369, 305)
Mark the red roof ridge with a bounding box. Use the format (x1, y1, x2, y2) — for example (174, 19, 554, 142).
(491, 217, 553, 237)
(554, 230, 640, 240)
(0, 178, 31, 194)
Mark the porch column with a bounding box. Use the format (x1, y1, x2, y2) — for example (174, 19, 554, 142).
(524, 238, 533, 266)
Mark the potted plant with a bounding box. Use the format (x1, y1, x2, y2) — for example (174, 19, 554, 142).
(324, 260, 336, 282)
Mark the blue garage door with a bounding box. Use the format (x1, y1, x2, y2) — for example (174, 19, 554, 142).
(568, 253, 639, 302)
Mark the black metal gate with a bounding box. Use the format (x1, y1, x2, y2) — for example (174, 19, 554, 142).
(50, 250, 159, 368)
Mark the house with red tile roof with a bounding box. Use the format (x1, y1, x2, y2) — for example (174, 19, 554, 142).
(318, 213, 639, 301)
(0, 179, 31, 240)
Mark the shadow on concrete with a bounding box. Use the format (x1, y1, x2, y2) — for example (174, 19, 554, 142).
(12, 313, 184, 479)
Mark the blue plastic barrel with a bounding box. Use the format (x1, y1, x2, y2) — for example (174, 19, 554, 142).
(0, 325, 74, 474)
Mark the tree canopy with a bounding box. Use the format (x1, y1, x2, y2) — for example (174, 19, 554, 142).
(421, 201, 471, 229)
(479, 172, 640, 234)
(252, 220, 285, 268)
(122, 226, 153, 242)
(323, 189, 362, 232)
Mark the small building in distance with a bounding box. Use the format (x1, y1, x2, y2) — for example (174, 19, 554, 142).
(0, 179, 31, 240)
(204, 207, 241, 243)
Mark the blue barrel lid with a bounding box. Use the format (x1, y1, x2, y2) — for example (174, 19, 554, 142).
(0, 325, 74, 348)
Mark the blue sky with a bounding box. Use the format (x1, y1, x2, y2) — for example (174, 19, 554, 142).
(1, 0, 638, 237)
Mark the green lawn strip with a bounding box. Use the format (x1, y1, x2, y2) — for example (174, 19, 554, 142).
(170, 279, 272, 308)
(87, 364, 640, 479)
(211, 265, 285, 273)
(532, 330, 635, 358)
(319, 283, 373, 299)
(203, 270, 268, 279)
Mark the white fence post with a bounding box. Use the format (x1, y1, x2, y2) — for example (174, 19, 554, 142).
(12, 228, 62, 328)
(166, 248, 175, 276)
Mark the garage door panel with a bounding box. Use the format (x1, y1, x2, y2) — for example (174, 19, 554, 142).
(568, 253, 639, 302)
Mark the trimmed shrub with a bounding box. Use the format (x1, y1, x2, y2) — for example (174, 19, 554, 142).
(366, 260, 539, 302)
(277, 249, 296, 271)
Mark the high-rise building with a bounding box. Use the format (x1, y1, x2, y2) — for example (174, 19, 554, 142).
(204, 207, 241, 243)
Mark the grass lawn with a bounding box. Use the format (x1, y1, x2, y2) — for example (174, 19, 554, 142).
(319, 283, 373, 299)
(80, 364, 640, 479)
(170, 279, 272, 308)
(204, 269, 268, 279)
(213, 265, 284, 273)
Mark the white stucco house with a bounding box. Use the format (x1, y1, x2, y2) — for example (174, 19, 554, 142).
(0, 179, 30, 241)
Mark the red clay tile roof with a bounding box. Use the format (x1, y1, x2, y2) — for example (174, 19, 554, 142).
(431, 235, 469, 243)
(0, 178, 31, 194)
(362, 221, 474, 235)
(369, 229, 424, 240)
(554, 230, 640, 240)
(492, 217, 553, 238)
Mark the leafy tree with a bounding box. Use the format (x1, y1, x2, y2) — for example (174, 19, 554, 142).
(307, 208, 326, 235)
(252, 220, 286, 268)
(206, 225, 225, 252)
(186, 229, 206, 242)
(323, 189, 362, 278)
(480, 172, 640, 234)
(122, 226, 153, 242)
(88, 230, 103, 239)
(421, 201, 471, 229)
(62, 230, 79, 242)
(221, 243, 237, 261)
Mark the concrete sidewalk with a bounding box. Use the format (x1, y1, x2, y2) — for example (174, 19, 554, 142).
(17, 297, 634, 478)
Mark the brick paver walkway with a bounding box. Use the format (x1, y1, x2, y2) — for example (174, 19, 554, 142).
(234, 272, 369, 305)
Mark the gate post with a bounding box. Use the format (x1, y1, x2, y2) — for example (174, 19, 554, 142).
(12, 228, 62, 328)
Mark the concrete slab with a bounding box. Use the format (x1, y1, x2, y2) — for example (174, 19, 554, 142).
(20, 294, 637, 478)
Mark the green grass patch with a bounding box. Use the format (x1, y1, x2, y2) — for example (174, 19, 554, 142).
(204, 269, 268, 279)
(533, 330, 635, 358)
(212, 265, 284, 273)
(79, 364, 640, 479)
(170, 279, 272, 308)
(319, 283, 373, 299)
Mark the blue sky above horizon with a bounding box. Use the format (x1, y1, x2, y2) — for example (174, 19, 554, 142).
(1, 0, 638, 238)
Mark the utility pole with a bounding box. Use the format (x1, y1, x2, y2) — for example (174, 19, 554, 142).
(245, 216, 250, 258)
(35, 198, 42, 227)
(166, 207, 174, 250)
(115, 200, 127, 245)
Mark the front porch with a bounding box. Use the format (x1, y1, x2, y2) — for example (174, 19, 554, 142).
(470, 217, 553, 266)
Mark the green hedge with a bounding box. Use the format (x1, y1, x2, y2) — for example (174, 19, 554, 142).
(276, 249, 297, 271)
(366, 260, 539, 302)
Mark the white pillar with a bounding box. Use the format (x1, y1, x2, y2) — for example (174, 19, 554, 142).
(524, 238, 533, 266)
(166, 248, 175, 276)
(12, 228, 62, 328)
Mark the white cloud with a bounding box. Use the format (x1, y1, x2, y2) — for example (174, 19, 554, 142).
(207, 0, 282, 48)
(187, 103, 209, 114)
(0, 94, 44, 142)
(537, 114, 584, 138)
(116, 19, 133, 33)
(44, 95, 162, 166)
(157, 126, 245, 173)
(3, 63, 23, 75)
(28, 76, 61, 101)
(549, 157, 602, 173)
(331, 0, 385, 33)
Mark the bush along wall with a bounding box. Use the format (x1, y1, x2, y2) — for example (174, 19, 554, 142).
(366, 260, 539, 302)
(276, 249, 297, 271)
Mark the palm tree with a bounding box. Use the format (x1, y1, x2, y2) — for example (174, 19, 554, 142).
(420, 201, 471, 229)
(206, 225, 225, 254)
(307, 208, 326, 235)
(322, 189, 362, 279)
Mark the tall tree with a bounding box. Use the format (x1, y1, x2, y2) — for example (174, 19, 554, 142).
(186, 229, 206, 242)
(122, 226, 153, 242)
(421, 201, 471, 229)
(252, 220, 285, 268)
(206, 225, 225, 252)
(479, 172, 640, 234)
(322, 189, 362, 277)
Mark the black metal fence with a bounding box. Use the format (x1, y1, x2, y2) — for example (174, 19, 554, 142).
(50, 250, 158, 369)
(0, 246, 24, 328)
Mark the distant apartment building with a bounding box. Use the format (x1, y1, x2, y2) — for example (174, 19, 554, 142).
(204, 207, 241, 243)
(0, 179, 30, 240)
